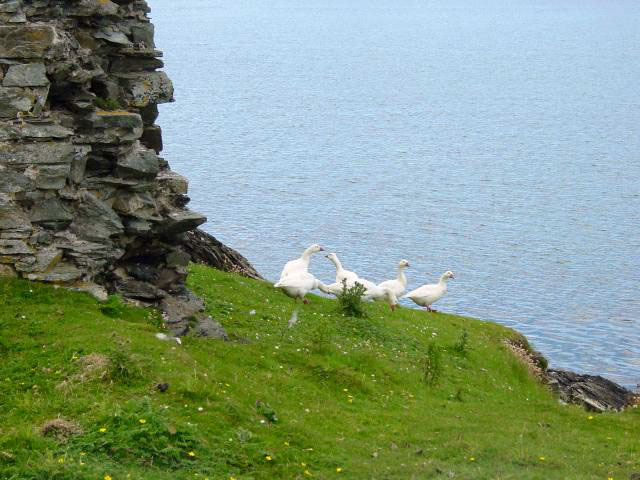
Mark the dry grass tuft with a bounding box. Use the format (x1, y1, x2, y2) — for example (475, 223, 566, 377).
(40, 418, 82, 442)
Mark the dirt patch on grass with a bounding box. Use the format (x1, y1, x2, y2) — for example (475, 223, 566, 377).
(56, 353, 109, 390)
(41, 418, 82, 442)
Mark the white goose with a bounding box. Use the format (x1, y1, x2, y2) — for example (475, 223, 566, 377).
(274, 270, 330, 304)
(278, 244, 324, 283)
(360, 278, 399, 311)
(377, 259, 410, 298)
(403, 271, 455, 312)
(324, 252, 360, 294)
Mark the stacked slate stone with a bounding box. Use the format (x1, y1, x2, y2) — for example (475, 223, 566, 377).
(0, 0, 208, 330)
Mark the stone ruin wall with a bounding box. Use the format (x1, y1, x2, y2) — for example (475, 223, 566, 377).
(0, 0, 207, 323)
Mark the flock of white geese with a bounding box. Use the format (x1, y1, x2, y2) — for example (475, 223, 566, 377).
(274, 244, 455, 312)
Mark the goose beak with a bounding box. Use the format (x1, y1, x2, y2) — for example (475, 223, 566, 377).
(318, 246, 325, 251)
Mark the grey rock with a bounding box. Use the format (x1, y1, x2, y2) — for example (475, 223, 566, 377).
(156, 210, 206, 235)
(155, 266, 187, 292)
(110, 56, 163, 73)
(35, 164, 70, 190)
(69, 152, 88, 184)
(0, 142, 77, 165)
(116, 146, 159, 178)
(30, 197, 73, 230)
(157, 170, 189, 195)
(115, 279, 165, 300)
(165, 249, 190, 268)
(93, 28, 131, 46)
(0, 121, 74, 141)
(123, 217, 151, 234)
(81, 111, 143, 144)
(0, 2, 21, 14)
(131, 23, 155, 47)
(140, 124, 162, 153)
(70, 191, 124, 242)
(0, 195, 31, 231)
(160, 292, 204, 323)
(193, 316, 228, 340)
(182, 229, 263, 280)
(15, 246, 61, 272)
(116, 71, 174, 107)
(69, 281, 108, 302)
(0, 25, 56, 58)
(68, 0, 119, 17)
(0, 239, 31, 255)
(546, 369, 636, 412)
(26, 262, 83, 283)
(112, 192, 159, 220)
(0, 166, 33, 193)
(0, 85, 49, 117)
(2, 63, 49, 87)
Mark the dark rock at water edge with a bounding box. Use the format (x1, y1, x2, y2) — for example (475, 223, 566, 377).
(545, 369, 638, 412)
(193, 316, 229, 341)
(182, 228, 263, 280)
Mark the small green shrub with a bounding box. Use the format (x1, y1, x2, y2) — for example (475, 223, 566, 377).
(336, 280, 367, 318)
(94, 96, 121, 111)
(421, 342, 443, 386)
(450, 330, 469, 357)
(104, 348, 143, 385)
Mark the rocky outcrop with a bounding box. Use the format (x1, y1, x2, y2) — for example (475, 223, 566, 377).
(0, 2, 206, 314)
(506, 338, 638, 412)
(182, 228, 263, 280)
(546, 369, 637, 413)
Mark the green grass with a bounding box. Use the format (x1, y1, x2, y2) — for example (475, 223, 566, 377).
(1, 265, 638, 479)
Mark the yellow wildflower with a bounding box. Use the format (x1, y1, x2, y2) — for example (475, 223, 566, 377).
(99, 427, 107, 433)
(588, 415, 594, 420)
(188, 451, 196, 457)
(336, 467, 343, 472)
(469, 457, 475, 461)
(104, 476, 112, 480)
(265, 455, 272, 461)
(304, 470, 312, 477)
(301, 462, 307, 467)
(57, 457, 64, 464)
(539, 456, 545, 461)
(284, 441, 290, 446)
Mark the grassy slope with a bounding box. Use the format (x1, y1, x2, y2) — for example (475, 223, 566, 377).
(1, 264, 638, 480)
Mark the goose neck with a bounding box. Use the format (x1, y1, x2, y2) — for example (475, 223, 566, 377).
(397, 266, 407, 286)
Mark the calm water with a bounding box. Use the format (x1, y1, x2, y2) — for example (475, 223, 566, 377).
(151, 0, 640, 387)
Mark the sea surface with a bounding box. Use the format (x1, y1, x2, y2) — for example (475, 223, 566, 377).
(150, 0, 640, 387)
